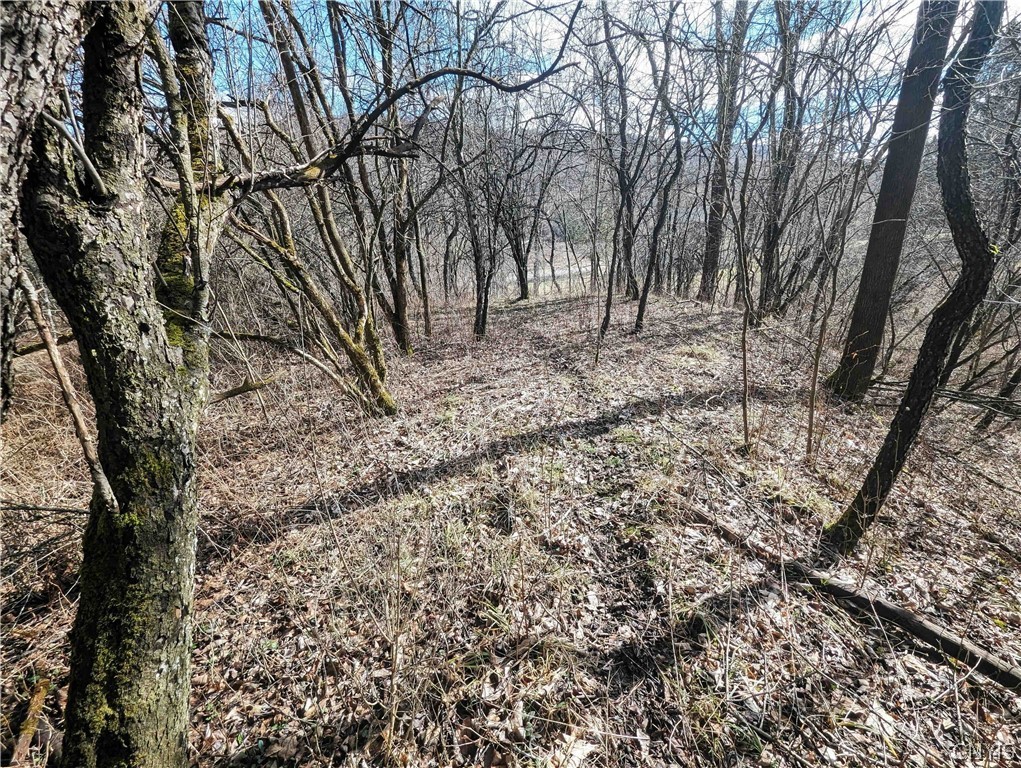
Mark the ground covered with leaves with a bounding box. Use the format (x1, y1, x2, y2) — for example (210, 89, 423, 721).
(3, 295, 1020, 767)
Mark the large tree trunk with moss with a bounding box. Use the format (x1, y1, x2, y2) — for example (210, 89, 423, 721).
(21, 2, 224, 764)
(827, 1, 958, 400)
(1, 0, 90, 420)
(821, 0, 1002, 558)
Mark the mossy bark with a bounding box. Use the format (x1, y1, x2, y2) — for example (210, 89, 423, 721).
(20, 2, 226, 764)
(22, 5, 199, 766)
(1, 257, 23, 419)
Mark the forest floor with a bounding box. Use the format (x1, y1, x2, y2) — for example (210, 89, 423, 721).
(3, 294, 1021, 767)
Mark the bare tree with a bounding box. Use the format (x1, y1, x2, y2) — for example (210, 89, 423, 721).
(635, 1, 693, 331)
(821, 0, 1003, 557)
(828, 1, 959, 400)
(754, 1, 816, 322)
(697, 0, 749, 304)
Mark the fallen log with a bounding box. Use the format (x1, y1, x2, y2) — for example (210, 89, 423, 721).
(678, 498, 1021, 692)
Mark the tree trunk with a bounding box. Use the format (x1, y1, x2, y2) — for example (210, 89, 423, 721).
(547, 221, 560, 294)
(636, 159, 684, 332)
(697, 0, 748, 304)
(821, 0, 1002, 557)
(413, 213, 432, 338)
(827, 1, 958, 400)
(510, 236, 530, 301)
(391, 216, 414, 354)
(600, 202, 623, 338)
(0, 0, 90, 420)
(443, 216, 459, 302)
(20, 2, 239, 763)
(600, 0, 640, 305)
(20, 4, 205, 765)
(386, 155, 414, 354)
(620, 201, 640, 300)
(756, 0, 802, 322)
(475, 248, 496, 340)
(261, 0, 396, 394)
(468, 209, 491, 339)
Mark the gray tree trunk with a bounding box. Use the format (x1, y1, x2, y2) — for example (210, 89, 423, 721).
(697, 0, 748, 304)
(1, 0, 90, 419)
(21, 2, 220, 764)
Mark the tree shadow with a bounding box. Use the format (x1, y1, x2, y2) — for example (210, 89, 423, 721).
(489, 294, 591, 318)
(197, 388, 737, 569)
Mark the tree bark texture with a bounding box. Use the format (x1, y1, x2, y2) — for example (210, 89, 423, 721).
(20, 3, 217, 764)
(1, 0, 90, 420)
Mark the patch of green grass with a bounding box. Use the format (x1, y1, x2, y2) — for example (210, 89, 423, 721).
(271, 549, 298, 569)
(611, 426, 641, 444)
(439, 393, 462, 423)
(542, 459, 566, 482)
(480, 601, 511, 631)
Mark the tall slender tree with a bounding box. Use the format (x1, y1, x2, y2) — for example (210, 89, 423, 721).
(827, 1, 959, 400)
(697, 0, 748, 304)
(755, 0, 815, 322)
(821, 0, 1004, 556)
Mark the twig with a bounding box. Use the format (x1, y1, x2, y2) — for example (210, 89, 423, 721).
(930, 445, 1021, 497)
(40, 112, 108, 198)
(17, 268, 115, 511)
(1, 501, 88, 515)
(209, 375, 278, 404)
(871, 381, 1019, 418)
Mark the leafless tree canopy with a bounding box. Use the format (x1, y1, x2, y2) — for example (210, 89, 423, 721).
(2, 2, 1021, 767)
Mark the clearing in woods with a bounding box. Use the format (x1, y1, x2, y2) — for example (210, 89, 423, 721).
(2, 295, 1020, 766)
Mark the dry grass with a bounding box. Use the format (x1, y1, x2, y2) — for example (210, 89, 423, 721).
(2, 294, 1020, 766)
